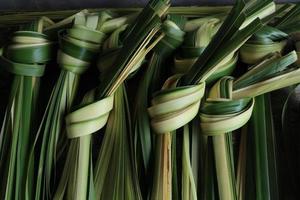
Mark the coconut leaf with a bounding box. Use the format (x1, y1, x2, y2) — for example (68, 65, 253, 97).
(93, 84, 142, 200)
(235, 51, 298, 90)
(53, 19, 127, 200)
(132, 14, 186, 197)
(247, 94, 279, 200)
(240, 25, 288, 64)
(0, 2, 299, 200)
(26, 11, 112, 200)
(200, 77, 254, 200)
(54, 1, 169, 199)
(174, 16, 238, 85)
(180, 0, 274, 85)
(0, 18, 54, 199)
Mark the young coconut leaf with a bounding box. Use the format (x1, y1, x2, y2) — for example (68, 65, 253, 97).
(53, 16, 138, 200)
(179, 0, 274, 85)
(174, 15, 235, 200)
(238, 23, 298, 199)
(94, 84, 141, 200)
(147, 1, 275, 200)
(93, 23, 143, 200)
(148, 74, 205, 200)
(131, 14, 186, 197)
(234, 51, 298, 200)
(199, 50, 298, 200)
(0, 2, 298, 200)
(200, 77, 254, 200)
(236, 125, 248, 200)
(234, 51, 297, 90)
(174, 16, 238, 85)
(26, 11, 113, 200)
(187, 2, 275, 199)
(0, 18, 55, 199)
(247, 94, 279, 200)
(51, 12, 146, 200)
(233, 51, 298, 99)
(54, 1, 169, 199)
(149, 2, 274, 199)
(240, 25, 288, 64)
(173, 15, 233, 200)
(95, 26, 144, 197)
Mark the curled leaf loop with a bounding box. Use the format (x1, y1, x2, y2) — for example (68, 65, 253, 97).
(148, 75, 205, 133)
(200, 76, 254, 135)
(66, 90, 114, 138)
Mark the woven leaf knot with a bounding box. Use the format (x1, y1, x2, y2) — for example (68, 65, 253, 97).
(65, 89, 114, 138)
(148, 75, 205, 133)
(57, 12, 108, 74)
(240, 26, 288, 64)
(153, 17, 186, 56)
(200, 76, 254, 135)
(0, 31, 53, 76)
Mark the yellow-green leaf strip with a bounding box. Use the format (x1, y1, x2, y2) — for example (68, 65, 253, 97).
(65, 90, 114, 138)
(148, 75, 205, 134)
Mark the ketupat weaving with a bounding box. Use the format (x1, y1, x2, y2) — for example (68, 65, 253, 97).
(0, 0, 300, 199)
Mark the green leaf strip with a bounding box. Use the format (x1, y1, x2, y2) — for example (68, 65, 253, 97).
(0, 55, 45, 77)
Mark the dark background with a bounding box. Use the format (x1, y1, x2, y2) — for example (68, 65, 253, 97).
(0, 0, 298, 11)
